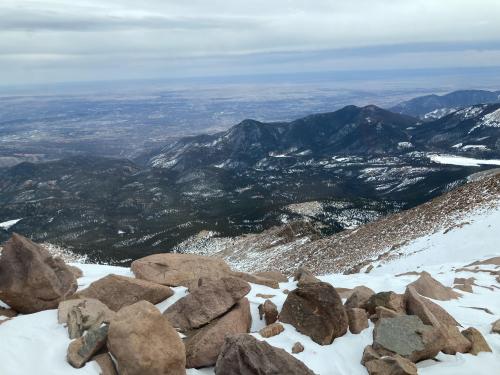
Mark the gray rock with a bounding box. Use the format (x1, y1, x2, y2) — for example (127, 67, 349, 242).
(67, 324, 109, 368)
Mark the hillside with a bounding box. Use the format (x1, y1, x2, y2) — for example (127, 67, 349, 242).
(178, 169, 500, 275)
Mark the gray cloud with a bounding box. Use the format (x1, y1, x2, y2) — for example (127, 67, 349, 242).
(0, 0, 499, 85)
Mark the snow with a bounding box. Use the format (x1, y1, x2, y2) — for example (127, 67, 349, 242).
(429, 154, 500, 167)
(1, 206, 499, 374)
(0, 218, 22, 230)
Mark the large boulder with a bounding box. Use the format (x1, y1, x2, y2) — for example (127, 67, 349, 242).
(0, 234, 77, 314)
(364, 291, 405, 315)
(344, 286, 375, 309)
(92, 353, 118, 375)
(131, 253, 231, 287)
(215, 334, 315, 375)
(108, 301, 186, 375)
(164, 277, 250, 331)
(347, 308, 369, 334)
(364, 355, 417, 375)
(67, 324, 109, 368)
(75, 274, 173, 311)
(404, 286, 459, 327)
(184, 298, 252, 368)
(408, 272, 461, 301)
(279, 282, 348, 345)
(373, 315, 445, 362)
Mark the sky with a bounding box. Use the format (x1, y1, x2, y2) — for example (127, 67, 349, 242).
(1, 0, 500, 86)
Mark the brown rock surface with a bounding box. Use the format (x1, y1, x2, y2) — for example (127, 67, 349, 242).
(404, 286, 459, 327)
(93, 353, 118, 375)
(408, 271, 461, 301)
(131, 253, 231, 287)
(215, 334, 315, 375)
(365, 355, 417, 375)
(259, 322, 285, 338)
(108, 301, 186, 375)
(254, 271, 289, 283)
(441, 325, 472, 355)
(492, 319, 500, 334)
(164, 277, 250, 331)
(292, 342, 304, 354)
(461, 327, 492, 355)
(75, 274, 173, 312)
(364, 291, 405, 315)
(344, 286, 375, 309)
(0, 233, 77, 313)
(184, 298, 251, 368)
(347, 308, 369, 334)
(466, 257, 500, 267)
(231, 271, 279, 289)
(293, 267, 321, 286)
(258, 299, 278, 325)
(58, 298, 115, 325)
(68, 265, 83, 279)
(279, 282, 348, 345)
(361, 345, 380, 365)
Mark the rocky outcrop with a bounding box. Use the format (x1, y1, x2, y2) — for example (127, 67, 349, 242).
(364, 355, 417, 375)
(75, 274, 173, 311)
(0, 233, 77, 313)
(184, 298, 251, 369)
(108, 301, 186, 375)
(279, 282, 348, 345)
(344, 286, 375, 309)
(164, 277, 250, 331)
(131, 253, 231, 287)
(372, 315, 445, 362)
(259, 322, 285, 338)
(408, 272, 461, 301)
(215, 334, 315, 375)
(461, 327, 492, 355)
(258, 299, 278, 325)
(347, 308, 369, 334)
(67, 325, 109, 368)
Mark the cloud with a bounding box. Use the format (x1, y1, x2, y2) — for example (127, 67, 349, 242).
(0, 0, 499, 85)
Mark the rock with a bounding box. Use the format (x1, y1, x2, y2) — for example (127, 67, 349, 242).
(373, 315, 446, 362)
(372, 306, 402, 322)
(0, 233, 77, 313)
(454, 284, 473, 293)
(230, 271, 279, 289)
(492, 319, 500, 334)
(215, 334, 315, 375)
(184, 298, 251, 368)
(461, 327, 492, 355)
(279, 282, 348, 345)
(58, 298, 115, 328)
(336, 288, 354, 299)
(259, 322, 285, 338)
(164, 277, 250, 331)
(365, 355, 417, 375)
(408, 271, 461, 301)
(361, 345, 380, 365)
(256, 293, 276, 299)
(292, 342, 304, 354)
(131, 253, 231, 287)
(441, 325, 472, 355)
(254, 271, 288, 283)
(68, 265, 83, 279)
(0, 307, 17, 319)
(466, 257, 500, 267)
(258, 299, 278, 325)
(108, 301, 186, 375)
(454, 277, 475, 285)
(92, 353, 118, 375)
(75, 274, 174, 312)
(404, 286, 459, 327)
(67, 324, 109, 368)
(293, 267, 321, 286)
(347, 308, 369, 334)
(364, 291, 405, 315)
(344, 286, 375, 309)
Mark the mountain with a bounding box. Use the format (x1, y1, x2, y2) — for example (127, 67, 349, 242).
(150, 105, 418, 171)
(178, 168, 500, 275)
(391, 89, 500, 120)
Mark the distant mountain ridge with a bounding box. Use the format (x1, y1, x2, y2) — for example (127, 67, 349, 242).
(391, 89, 500, 119)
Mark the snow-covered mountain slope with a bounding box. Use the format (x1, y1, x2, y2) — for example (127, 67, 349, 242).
(179, 169, 500, 275)
(1, 240, 499, 374)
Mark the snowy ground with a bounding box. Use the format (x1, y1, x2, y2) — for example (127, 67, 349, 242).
(429, 154, 500, 167)
(1, 220, 499, 374)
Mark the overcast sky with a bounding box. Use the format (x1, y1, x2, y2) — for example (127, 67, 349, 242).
(1, 0, 500, 85)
